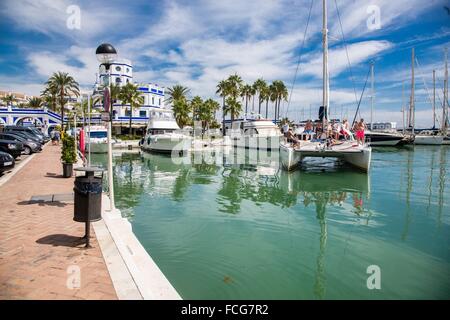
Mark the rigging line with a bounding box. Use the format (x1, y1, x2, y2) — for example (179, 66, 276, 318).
(284, 0, 314, 119)
(334, 0, 360, 109)
(415, 57, 442, 128)
(351, 66, 371, 125)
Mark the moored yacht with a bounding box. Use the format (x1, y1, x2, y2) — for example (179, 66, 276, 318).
(365, 130, 406, 146)
(85, 125, 108, 153)
(280, 0, 371, 172)
(228, 114, 282, 151)
(414, 131, 444, 145)
(141, 107, 192, 154)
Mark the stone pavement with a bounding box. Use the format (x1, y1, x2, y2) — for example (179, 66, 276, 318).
(0, 144, 117, 300)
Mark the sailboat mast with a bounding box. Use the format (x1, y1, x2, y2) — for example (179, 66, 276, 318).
(409, 48, 415, 132)
(433, 70, 436, 129)
(443, 47, 448, 133)
(370, 62, 374, 130)
(402, 81, 405, 134)
(322, 0, 329, 128)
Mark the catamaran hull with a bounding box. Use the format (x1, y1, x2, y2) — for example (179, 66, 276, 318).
(414, 135, 444, 145)
(86, 142, 108, 153)
(280, 143, 302, 171)
(341, 148, 372, 172)
(280, 144, 372, 172)
(142, 135, 192, 154)
(232, 136, 281, 151)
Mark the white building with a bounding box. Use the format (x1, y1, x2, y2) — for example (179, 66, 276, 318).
(94, 58, 165, 133)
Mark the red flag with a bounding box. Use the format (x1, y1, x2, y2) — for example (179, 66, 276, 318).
(79, 128, 85, 161)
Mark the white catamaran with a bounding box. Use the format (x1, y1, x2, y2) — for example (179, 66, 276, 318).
(280, 0, 372, 172)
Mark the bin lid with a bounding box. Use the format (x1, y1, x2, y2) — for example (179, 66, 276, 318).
(74, 166, 105, 173)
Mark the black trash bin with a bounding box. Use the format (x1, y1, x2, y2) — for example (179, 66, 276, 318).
(73, 167, 105, 247)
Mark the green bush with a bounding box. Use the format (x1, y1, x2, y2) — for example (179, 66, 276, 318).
(61, 135, 77, 164)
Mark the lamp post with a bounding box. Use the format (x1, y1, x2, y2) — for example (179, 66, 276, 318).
(96, 43, 117, 211)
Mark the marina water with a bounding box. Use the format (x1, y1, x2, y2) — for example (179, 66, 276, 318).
(91, 145, 449, 299)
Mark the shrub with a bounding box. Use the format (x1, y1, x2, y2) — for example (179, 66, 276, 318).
(61, 135, 77, 164)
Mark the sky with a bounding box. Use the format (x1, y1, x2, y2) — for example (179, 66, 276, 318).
(0, 0, 449, 128)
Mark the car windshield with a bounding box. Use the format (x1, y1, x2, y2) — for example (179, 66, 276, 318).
(90, 131, 107, 139)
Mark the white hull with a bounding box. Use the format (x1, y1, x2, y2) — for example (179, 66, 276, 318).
(369, 138, 403, 146)
(280, 142, 371, 172)
(232, 135, 281, 151)
(442, 137, 450, 145)
(86, 142, 108, 153)
(414, 135, 444, 145)
(280, 143, 302, 171)
(142, 134, 192, 153)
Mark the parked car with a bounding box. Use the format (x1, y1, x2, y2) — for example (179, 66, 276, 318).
(0, 151, 15, 174)
(0, 139, 24, 159)
(8, 131, 44, 145)
(4, 126, 49, 143)
(0, 133, 42, 155)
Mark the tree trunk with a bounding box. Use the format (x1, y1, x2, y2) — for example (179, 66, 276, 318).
(222, 96, 225, 135)
(129, 106, 132, 136)
(245, 97, 248, 115)
(258, 96, 262, 115)
(265, 99, 269, 119)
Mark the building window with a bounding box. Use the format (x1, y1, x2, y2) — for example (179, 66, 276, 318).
(115, 77, 121, 83)
(152, 97, 154, 105)
(139, 110, 146, 117)
(115, 66, 121, 72)
(125, 109, 131, 117)
(126, 79, 129, 83)
(158, 98, 161, 106)
(126, 68, 130, 73)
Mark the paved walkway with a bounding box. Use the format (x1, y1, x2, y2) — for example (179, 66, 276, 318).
(0, 144, 117, 299)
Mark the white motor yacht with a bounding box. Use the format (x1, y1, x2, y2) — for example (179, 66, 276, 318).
(229, 114, 282, 151)
(141, 108, 192, 154)
(85, 125, 108, 153)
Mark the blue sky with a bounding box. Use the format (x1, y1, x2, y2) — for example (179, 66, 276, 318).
(0, 0, 449, 127)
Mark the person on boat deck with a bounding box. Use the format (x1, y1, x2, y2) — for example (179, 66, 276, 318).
(341, 119, 351, 139)
(332, 120, 341, 140)
(286, 128, 300, 148)
(304, 120, 313, 134)
(282, 122, 290, 136)
(354, 118, 367, 145)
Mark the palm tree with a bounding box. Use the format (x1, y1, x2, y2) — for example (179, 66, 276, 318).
(166, 85, 190, 105)
(41, 85, 58, 112)
(27, 97, 43, 109)
(224, 97, 242, 122)
(271, 80, 288, 122)
(172, 98, 192, 128)
(216, 80, 230, 134)
(200, 98, 220, 133)
(2, 94, 16, 107)
(191, 96, 204, 123)
(240, 84, 253, 116)
(260, 85, 271, 119)
(45, 72, 79, 131)
(226, 74, 243, 99)
(253, 78, 267, 115)
(118, 83, 144, 135)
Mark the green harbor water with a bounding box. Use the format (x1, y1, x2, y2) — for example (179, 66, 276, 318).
(91, 145, 449, 299)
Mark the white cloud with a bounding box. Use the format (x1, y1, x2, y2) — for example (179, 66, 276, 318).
(1, 0, 131, 40)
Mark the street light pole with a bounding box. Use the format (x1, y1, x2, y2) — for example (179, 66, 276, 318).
(96, 43, 117, 211)
(107, 65, 115, 210)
